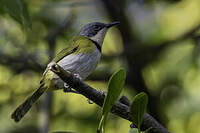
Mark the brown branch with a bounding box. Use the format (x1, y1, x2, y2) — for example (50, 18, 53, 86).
(49, 63, 170, 133)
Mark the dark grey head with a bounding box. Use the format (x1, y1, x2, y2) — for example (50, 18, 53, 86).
(79, 21, 120, 46)
(79, 21, 120, 37)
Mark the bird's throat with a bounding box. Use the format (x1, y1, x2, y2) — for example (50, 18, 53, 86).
(90, 39, 101, 53)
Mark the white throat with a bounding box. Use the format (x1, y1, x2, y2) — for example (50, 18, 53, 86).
(90, 28, 107, 46)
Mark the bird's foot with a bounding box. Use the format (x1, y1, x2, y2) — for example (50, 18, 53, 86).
(62, 73, 81, 94)
(98, 89, 106, 96)
(63, 83, 79, 94)
(64, 83, 70, 89)
(73, 73, 82, 80)
(63, 83, 71, 92)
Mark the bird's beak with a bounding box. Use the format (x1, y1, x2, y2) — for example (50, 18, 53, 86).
(106, 21, 120, 28)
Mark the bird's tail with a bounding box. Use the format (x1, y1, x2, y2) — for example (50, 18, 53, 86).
(11, 84, 47, 122)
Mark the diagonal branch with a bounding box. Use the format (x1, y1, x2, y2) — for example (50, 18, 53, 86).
(49, 63, 170, 133)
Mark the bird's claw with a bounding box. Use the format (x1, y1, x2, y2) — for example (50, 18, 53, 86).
(64, 83, 70, 88)
(74, 73, 82, 80)
(63, 83, 71, 92)
(63, 83, 79, 94)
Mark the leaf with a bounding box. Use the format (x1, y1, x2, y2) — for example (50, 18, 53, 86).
(130, 92, 148, 130)
(2, 0, 31, 28)
(128, 128, 139, 133)
(103, 68, 126, 117)
(98, 68, 126, 133)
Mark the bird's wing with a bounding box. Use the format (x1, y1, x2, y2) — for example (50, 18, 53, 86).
(41, 36, 95, 79)
(52, 36, 79, 63)
(52, 36, 95, 63)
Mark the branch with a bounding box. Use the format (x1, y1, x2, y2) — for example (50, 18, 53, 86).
(49, 63, 170, 133)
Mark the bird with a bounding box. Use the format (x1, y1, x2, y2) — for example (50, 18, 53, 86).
(11, 21, 120, 122)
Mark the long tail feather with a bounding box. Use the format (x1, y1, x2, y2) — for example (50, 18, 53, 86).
(11, 84, 47, 122)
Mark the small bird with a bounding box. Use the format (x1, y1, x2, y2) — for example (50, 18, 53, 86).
(11, 21, 120, 122)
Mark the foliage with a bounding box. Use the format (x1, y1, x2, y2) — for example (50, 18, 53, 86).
(98, 68, 126, 133)
(130, 92, 148, 132)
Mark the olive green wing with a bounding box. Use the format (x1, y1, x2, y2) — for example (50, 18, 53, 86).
(52, 36, 95, 63)
(41, 36, 81, 83)
(52, 37, 79, 63)
(41, 36, 95, 86)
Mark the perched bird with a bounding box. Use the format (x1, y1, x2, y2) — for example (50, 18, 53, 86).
(11, 21, 120, 122)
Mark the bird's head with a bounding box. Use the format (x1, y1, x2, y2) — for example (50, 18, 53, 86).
(79, 21, 120, 46)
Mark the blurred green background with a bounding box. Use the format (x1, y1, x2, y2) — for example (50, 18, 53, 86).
(0, 0, 200, 133)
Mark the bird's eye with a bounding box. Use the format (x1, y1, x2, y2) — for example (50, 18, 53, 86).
(93, 25, 101, 31)
(94, 26, 102, 31)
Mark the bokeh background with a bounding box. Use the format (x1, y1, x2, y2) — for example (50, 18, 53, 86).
(0, 0, 200, 133)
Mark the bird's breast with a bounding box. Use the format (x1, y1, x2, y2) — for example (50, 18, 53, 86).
(57, 48, 101, 79)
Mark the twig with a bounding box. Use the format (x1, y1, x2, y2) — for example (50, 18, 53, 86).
(49, 63, 170, 133)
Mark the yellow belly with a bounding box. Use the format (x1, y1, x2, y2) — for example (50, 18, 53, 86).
(41, 69, 64, 91)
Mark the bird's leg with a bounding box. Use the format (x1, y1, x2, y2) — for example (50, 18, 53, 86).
(63, 83, 79, 93)
(63, 73, 82, 94)
(63, 83, 73, 93)
(74, 73, 82, 80)
(73, 74, 93, 103)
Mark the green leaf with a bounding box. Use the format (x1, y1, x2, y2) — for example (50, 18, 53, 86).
(128, 128, 139, 133)
(2, 0, 31, 28)
(98, 68, 126, 133)
(130, 92, 148, 130)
